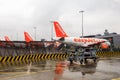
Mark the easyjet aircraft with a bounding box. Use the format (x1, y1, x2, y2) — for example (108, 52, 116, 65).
(24, 32, 54, 47)
(4, 36, 26, 47)
(52, 21, 111, 49)
(24, 32, 33, 43)
(4, 36, 14, 46)
(0, 39, 6, 47)
(24, 31, 63, 50)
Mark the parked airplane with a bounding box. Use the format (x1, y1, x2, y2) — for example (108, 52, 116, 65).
(24, 31, 64, 50)
(52, 21, 111, 49)
(4, 36, 14, 46)
(4, 36, 26, 47)
(24, 32, 33, 43)
(24, 31, 55, 47)
(0, 39, 6, 47)
(24, 31, 46, 47)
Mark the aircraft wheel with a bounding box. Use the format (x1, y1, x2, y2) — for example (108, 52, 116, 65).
(84, 58, 88, 64)
(69, 58, 73, 64)
(93, 58, 97, 63)
(80, 59, 83, 64)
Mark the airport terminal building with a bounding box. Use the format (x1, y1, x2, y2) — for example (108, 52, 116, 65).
(82, 29, 120, 49)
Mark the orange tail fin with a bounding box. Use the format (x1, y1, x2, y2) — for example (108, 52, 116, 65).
(4, 36, 14, 46)
(24, 32, 33, 42)
(53, 21, 68, 37)
(4, 36, 11, 41)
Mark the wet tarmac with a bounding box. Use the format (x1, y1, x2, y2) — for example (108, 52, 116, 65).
(0, 58, 120, 80)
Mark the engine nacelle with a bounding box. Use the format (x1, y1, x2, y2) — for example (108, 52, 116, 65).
(100, 41, 111, 49)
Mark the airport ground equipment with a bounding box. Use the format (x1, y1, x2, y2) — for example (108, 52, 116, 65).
(68, 48, 99, 65)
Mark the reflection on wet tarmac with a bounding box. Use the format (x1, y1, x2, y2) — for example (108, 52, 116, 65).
(54, 62, 65, 80)
(0, 59, 120, 80)
(0, 61, 48, 76)
(68, 63, 97, 75)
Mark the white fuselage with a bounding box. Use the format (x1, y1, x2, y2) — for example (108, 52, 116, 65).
(54, 37, 110, 47)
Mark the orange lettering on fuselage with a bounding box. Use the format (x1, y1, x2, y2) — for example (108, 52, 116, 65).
(73, 38, 101, 43)
(93, 39, 96, 43)
(78, 38, 81, 42)
(74, 38, 79, 42)
(88, 38, 92, 42)
(73, 38, 77, 42)
(81, 39, 84, 42)
(74, 38, 81, 42)
(87, 38, 93, 43)
(87, 38, 89, 42)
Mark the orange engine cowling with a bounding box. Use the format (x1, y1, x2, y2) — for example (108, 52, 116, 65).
(100, 43, 109, 49)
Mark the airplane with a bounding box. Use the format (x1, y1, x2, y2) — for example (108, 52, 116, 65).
(24, 32, 33, 43)
(4, 33, 53, 48)
(24, 31, 48, 49)
(24, 31, 51, 46)
(4, 36, 15, 46)
(52, 21, 111, 49)
(4, 36, 26, 47)
(24, 31, 63, 50)
(0, 39, 6, 47)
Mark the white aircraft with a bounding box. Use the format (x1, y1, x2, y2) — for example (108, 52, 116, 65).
(52, 21, 111, 49)
(24, 31, 62, 49)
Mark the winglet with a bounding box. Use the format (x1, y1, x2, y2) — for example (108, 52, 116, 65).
(53, 21, 68, 37)
(24, 32, 33, 42)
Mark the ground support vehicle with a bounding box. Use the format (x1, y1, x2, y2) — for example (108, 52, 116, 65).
(68, 49, 99, 65)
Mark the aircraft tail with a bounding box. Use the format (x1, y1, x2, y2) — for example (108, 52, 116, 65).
(4, 36, 11, 41)
(4, 36, 14, 46)
(53, 21, 68, 37)
(24, 32, 33, 42)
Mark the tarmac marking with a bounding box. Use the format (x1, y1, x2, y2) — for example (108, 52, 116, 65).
(100, 58, 120, 60)
(112, 78, 120, 80)
(2, 69, 54, 80)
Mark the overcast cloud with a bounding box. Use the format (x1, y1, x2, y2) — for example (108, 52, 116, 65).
(0, 0, 120, 40)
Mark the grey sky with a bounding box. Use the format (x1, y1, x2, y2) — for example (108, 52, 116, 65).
(0, 0, 120, 41)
